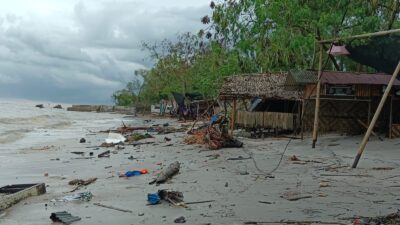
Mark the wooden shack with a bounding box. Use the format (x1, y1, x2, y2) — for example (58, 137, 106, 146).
(219, 72, 303, 133)
(286, 71, 400, 137)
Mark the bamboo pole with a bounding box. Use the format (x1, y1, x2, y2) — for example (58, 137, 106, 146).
(312, 45, 324, 148)
(230, 99, 237, 135)
(319, 29, 400, 44)
(389, 95, 393, 139)
(352, 61, 400, 168)
(301, 99, 305, 140)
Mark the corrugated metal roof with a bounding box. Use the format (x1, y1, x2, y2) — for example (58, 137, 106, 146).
(287, 71, 400, 86)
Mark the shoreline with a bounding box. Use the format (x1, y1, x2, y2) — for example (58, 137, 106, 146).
(1, 114, 400, 224)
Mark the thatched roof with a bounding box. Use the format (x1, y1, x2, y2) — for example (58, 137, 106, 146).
(219, 72, 303, 100)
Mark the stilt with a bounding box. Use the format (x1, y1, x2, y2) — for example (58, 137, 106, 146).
(352, 62, 400, 168)
(312, 46, 323, 148)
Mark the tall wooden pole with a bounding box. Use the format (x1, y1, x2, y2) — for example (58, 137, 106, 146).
(312, 45, 324, 148)
(389, 95, 393, 139)
(230, 99, 237, 135)
(352, 61, 400, 168)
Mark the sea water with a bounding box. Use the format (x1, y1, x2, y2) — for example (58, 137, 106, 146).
(0, 98, 132, 151)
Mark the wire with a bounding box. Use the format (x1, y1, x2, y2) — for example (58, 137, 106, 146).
(254, 1, 351, 176)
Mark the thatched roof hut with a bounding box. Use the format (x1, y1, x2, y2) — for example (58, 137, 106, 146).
(219, 72, 302, 100)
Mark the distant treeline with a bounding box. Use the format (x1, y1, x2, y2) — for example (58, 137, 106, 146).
(112, 0, 400, 106)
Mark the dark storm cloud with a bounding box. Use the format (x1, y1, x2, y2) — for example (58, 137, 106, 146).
(0, 0, 210, 103)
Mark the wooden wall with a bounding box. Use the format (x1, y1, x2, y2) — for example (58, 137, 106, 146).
(236, 111, 295, 130)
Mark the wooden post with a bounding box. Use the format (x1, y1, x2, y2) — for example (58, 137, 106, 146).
(312, 45, 323, 148)
(231, 99, 237, 135)
(301, 99, 305, 140)
(352, 61, 400, 168)
(389, 95, 393, 139)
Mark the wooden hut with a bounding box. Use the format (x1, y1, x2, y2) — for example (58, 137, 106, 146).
(286, 71, 400, 137)
(219, 72, 303, 133)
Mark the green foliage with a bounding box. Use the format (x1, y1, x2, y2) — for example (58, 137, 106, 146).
(113, 0, 399, 105)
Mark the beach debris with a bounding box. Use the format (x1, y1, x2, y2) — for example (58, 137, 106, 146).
(174, 216, 186, 223)
(100, 142, 115, 147)
(227, 156, 251, 160)
(93, 203, 132, 213)
(147, 193, 161, 205)
(138, 212, 144, 216)
(372, 167, 394, 170)
(148, 190, 186, 206)
(128, 155, 136, 160)
(105, 133, 126, 144)
(52, 192, 93, 202)
(258, 201, 274, 204)
(79, 138, 86, 143)
(120, 169, 148, 178)
(185, 200, 215, 205)
(351, 211, 400, 225)
(126, 133, 153, 142)
(44, 173, 49, 177)
(319, 182, 330, 188)
(164, 137, 171, 142)
(281, 191, 312, 201)
(68, 178, 97, 192)
(53, 104, 63, 109)
(71, 151, 84, 155)
(163, 123, 169, 127)
(289, 155, 300, 161)
(149, 161, 180, 185)
(184, 115, 242, 149)
(98, 150, 110, 158)
(35, 104, 44, 108)
(50, 211, 81, 224)
(0, 183, 46, 211)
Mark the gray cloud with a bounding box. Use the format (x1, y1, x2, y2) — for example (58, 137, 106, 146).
(0, 0, 210, 104)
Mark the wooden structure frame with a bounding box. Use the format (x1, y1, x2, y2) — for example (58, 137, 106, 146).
(312, 29, 400, 168)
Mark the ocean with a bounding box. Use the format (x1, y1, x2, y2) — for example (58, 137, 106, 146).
(0, 98, 130, 151)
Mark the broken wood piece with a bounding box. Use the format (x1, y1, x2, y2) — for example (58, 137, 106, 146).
(258, 201, 273, 204)
(98, 150, 110, 158)
(227, 156, 251, 160)
(149, 161, 180, 185)
(185, 200, 215, 205)
(93, 203, 132, 213)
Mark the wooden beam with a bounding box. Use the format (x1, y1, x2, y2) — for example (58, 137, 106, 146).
(319, 29, 400, 44)
(230, 99, 237, 135)
(389, 95, 393, 139)
(352, 61, 400, 168)
(301, 99, 305, 140)
(312, 46, 324, 148)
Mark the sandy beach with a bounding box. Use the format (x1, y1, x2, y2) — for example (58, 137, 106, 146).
(1, 110, 400, 225)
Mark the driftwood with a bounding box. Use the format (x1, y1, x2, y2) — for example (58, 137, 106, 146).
(185, 200, 215, 205)
(98, 150, 110, 158)
(93, 203, 132, 213)
(149, 161, 180, 185)
(68, 178, 97, 192)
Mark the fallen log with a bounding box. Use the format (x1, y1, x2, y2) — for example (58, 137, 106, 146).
(149, 161, 180, 185)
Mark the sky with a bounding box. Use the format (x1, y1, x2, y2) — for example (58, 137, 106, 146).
(0, 0, 211, 104)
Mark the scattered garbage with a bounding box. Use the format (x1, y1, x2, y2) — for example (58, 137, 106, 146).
(281, 191, 312, 201)
(351, 211, 400, 225)
(79, 138, 86, 143)
(120, 169, 148, 177)
(147, 193, 161, 205)
(53, 104, 63, 109)
(93, 202, 132, 213)
(52, 192, 93, 202)
(50, 211, 81, 224)
(0, 183, 46, 211)
(174, 216, 186, 223)
(149, 161, 180, 185)
(105, 133, 126, 144)
(184, 115, 242, 150)
(147, 190, 185, 206)
(126, 133, 153, 142)
(164, 137, 171, 142)
(68, 178, 97, 192)
(35, 104, 44, 108)
(98, 150, 110, 158)
(289, 155, 300, 161)
(71, 151, 84, 155)
(227, 156, 251, 160)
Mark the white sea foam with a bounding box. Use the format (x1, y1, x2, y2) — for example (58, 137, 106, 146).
(0, 98, 135, 151)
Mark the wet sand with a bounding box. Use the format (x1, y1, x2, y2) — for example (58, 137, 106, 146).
(1, 116, 400, 225)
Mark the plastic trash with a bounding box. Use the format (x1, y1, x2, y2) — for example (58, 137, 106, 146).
(121, 169, 148, 177)
(147, 193, 161, 205)
(105, 133, 126, 144)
